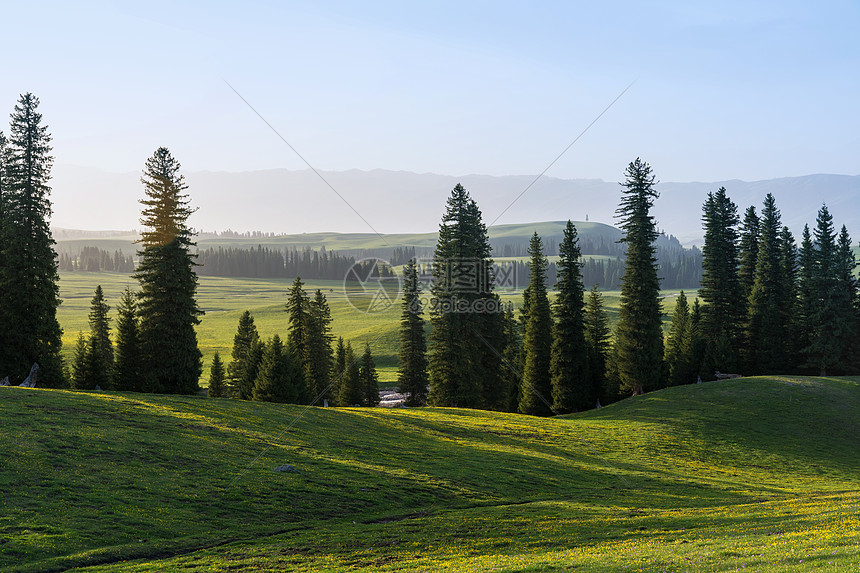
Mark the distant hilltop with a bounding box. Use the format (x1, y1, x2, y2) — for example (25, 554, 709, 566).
(50, 165, 860, 245)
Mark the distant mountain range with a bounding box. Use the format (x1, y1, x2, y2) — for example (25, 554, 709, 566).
(51, 166, 860, 245)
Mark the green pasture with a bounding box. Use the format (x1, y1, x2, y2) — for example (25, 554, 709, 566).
(56, 272, 693, 388)
(1, 375, 857, 571)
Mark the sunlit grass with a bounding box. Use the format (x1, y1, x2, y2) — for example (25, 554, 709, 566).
(1, 376, 858, 571)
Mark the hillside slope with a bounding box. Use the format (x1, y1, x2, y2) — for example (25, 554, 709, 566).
(1, 377, 858, 572)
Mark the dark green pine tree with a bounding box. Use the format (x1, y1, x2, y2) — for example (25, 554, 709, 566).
(70, 333, 89, 389)
(550, 221, 591, 413)
(664, 291, 693, 386)
(332, 336, 347, 403)
(397, 259, 429, 406)
(114, 287, 144, 392)
(0, 131, 9, 373)
(797, 225, 816, 372)
(837, 226, 858, 372)
(804, 207, 855, 375)
(500, 302, 523, 412)
(135, 147, 202, 394)
(0, 93, 64, 386)
(746, 194, 787, 374)
(738, 206, 760, 303)
(584, 286, 611, 405)
(253, 335, 303, 403)
(518, 233, 553, 416)
(84, 285, 113, 390)
(360, 344, 380, 406)
(227, 310, 260, 399)
(428, 184, 503, 409)
(779, 225, 801, 372)
(338, 341, 362, 406)
(208, 353, 226, 398)
(688, 298, 707, 380)
(613, 158, 664, 395)
(285, 277, 310, 371)
(305, 289, 334, 403)
(699, 187, 743, 373)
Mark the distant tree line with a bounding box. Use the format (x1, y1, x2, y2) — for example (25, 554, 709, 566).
(195, 246, 392, 280)
(496, 245, 702, 291)
(58, 247, 135, 273)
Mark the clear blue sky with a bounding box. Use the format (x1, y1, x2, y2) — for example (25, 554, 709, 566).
(4, 0, 859, 182)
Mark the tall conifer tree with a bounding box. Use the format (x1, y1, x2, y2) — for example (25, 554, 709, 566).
(700, 187, 743, 372)
(519, 233, 553, 416)
(428, 184, 503, 409)
(114, 287, 144, 391)
(664, 291, 693, 386)
(208, 353, 226, 398)
(306, 289, 334, 402)
(84, 285, 113, 390)
(0, 94, 63, 386)
(738, 206, 760, 302)
(746, 194, 787, 374)
(338, 342, 362, 406)
(397, 259, 429, 405)
(614, 159, 663, 395)
(550, 221, 591, 413)
(360, 344, 380, 407)
(135, 147, 202, 393)
(584, 286, 611, 405)
(227, 310, 260, 399)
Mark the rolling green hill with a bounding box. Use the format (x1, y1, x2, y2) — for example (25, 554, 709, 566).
(53, 220, 625, 257)
(1, 376, 858, 572)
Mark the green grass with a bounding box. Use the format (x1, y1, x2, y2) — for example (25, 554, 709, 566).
(1, 376, 858, 571)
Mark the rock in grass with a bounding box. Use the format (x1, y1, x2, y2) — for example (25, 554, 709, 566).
(274, 465, 299, 473)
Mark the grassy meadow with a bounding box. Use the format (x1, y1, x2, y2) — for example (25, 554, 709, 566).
(1, 376, 858, 571)
(57, 271, 690, 388)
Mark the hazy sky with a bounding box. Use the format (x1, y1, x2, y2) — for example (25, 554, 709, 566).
(4, 0, 859, 183)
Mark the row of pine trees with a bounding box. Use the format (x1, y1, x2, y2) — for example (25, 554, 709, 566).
(4, 92, 857, 411)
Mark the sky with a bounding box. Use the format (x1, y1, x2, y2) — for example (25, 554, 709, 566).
(3, 1, 859, 186)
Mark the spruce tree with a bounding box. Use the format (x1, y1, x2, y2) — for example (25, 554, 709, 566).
(114, 287, 143, 391)
(664, 291, 692, 386)
(305, 289, 334, 402)
(227, 310, 260, 399)
(332, 336, 347, 402)
(428, 184, 503, 409)
(699, 187, 743, 372)
(338, 342, 362, 406)
(519, 233, 553, 415)
(360, 344, 380, 406)
(804, 207, 855, 375)
(797, 225, 816, 372)
(738, 206, 760, 302)
(836, 226, 858, 371)
(584, 286, 611, 405)
(286, 277, 310, 371)
(613, 158, 664, 395)
(397, 259, 429, 406)
(746, 194, 787, 374)
(208, 353, 226, 398)
(70, 333, 89, 389)
(0, 94, 63, 386)
(500, 302, 523, 412)
(550, 221, 591, 413)
(779, 225, 800, 372)
(135, 147, 202, 393)
(253, 335, 293, 402)
(84, 285, 113, 390)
